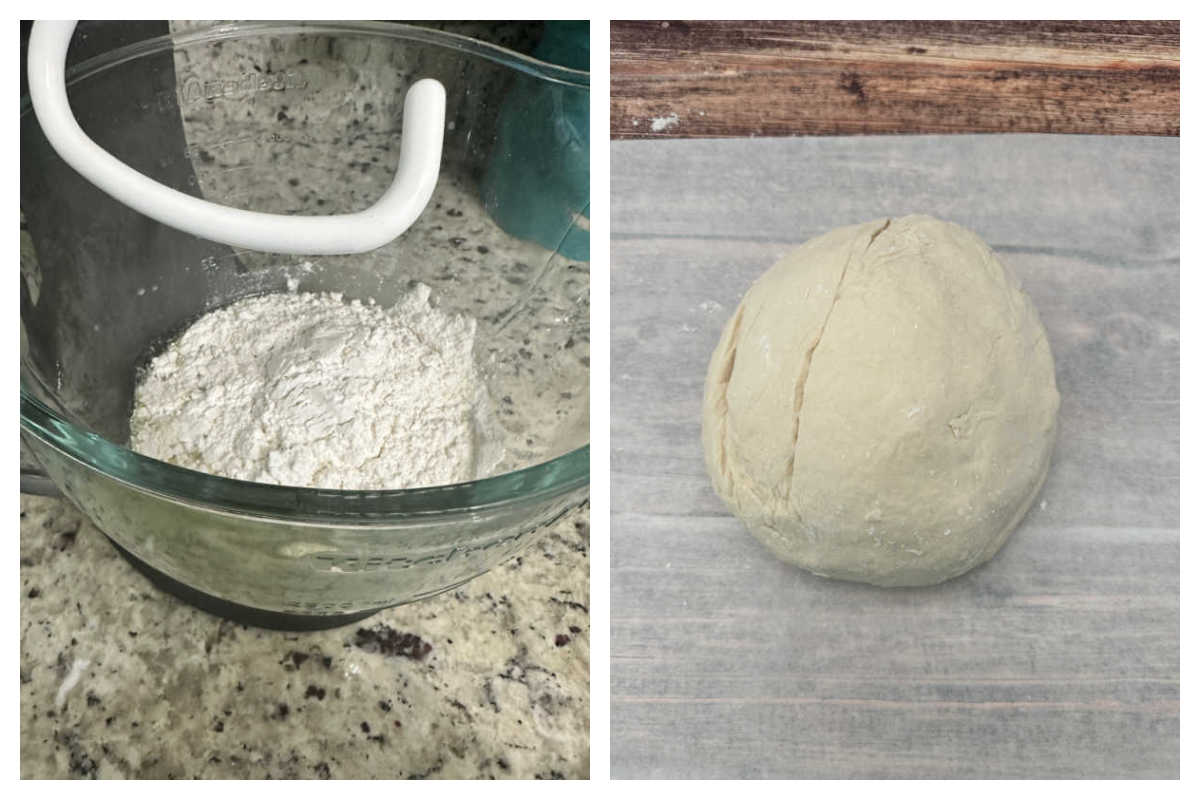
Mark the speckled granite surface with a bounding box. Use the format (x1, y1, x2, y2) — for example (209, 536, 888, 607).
(20, 494, 589, 779)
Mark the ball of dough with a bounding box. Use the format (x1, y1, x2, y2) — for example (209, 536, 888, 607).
(701, 215, 1059, 587)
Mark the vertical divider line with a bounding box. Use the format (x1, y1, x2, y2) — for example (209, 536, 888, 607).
(588, 15, 612, 784)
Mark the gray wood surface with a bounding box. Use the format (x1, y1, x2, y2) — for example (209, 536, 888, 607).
(610, 135, 1179, 779)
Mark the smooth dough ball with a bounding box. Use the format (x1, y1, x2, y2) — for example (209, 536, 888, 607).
(701, 215, 1059, 587)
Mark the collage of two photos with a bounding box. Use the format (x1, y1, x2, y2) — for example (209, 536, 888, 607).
(18, 19, 1180, 781)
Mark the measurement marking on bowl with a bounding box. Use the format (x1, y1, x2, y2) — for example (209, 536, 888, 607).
(308, 502, 580, 574)
(178, 69, 312, 105)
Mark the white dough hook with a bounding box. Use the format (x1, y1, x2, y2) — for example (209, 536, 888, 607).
(26, 20, 446, 255)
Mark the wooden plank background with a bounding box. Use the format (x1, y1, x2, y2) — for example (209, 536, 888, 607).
(610, 134, 1179, 778)
(610, 20, 1180, 138)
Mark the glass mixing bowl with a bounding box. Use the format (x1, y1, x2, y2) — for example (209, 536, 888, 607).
(20, 21, 589, 628)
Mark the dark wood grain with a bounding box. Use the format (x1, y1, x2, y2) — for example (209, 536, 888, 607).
(611, 20, 1179, 138)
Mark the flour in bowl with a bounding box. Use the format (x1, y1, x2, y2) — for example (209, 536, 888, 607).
(129, 284, 502, 490)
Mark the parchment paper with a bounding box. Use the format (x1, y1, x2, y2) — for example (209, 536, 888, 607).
(610, 134, 1179, 778)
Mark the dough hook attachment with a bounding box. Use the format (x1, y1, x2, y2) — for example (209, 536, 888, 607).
(27, 20, 446, 255)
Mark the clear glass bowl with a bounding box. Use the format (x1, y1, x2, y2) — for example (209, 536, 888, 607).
(20, 21, 589, 626)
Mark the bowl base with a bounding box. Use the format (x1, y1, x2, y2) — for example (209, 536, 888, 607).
(105, 536, 389, 631)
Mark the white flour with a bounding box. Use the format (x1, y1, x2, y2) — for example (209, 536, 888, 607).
(129, 284, 501, 490)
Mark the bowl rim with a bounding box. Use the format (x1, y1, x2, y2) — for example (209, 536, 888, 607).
(22, 20, 588, 115)
(20, 19, 590, 521)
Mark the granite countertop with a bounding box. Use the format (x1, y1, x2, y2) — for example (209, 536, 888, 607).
(20, 494, 590, 779)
